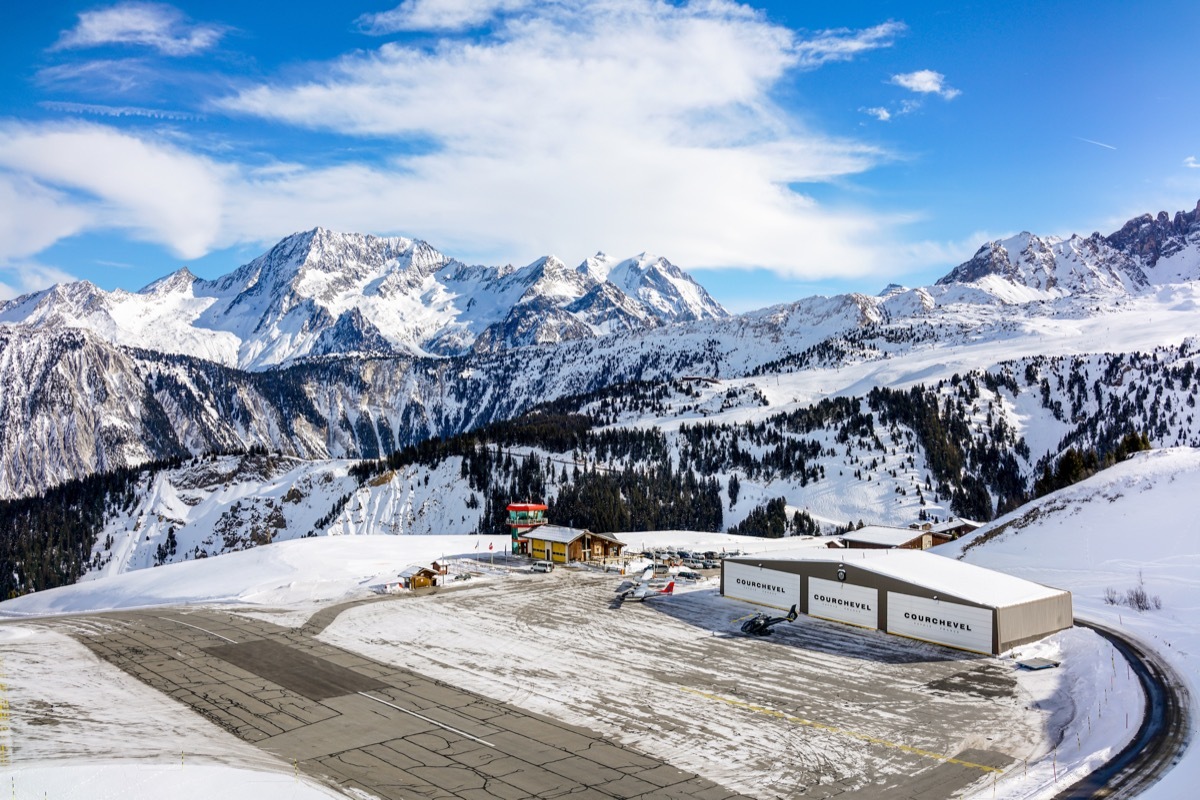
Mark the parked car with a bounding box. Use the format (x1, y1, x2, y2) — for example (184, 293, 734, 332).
(677, 570, 703, 581)
(531, 560, 554, 573)
(652, 564, 670, 576)
(684, 559, 705, 569)
(703, 551, 718, 560)
(702, 559, 719, 569)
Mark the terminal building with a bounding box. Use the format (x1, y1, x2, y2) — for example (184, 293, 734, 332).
(721, 549, 1072, 655)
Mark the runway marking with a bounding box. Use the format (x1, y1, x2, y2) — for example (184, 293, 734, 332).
(358, 692, 496, 748)
(679, 686, 1002, 774)
(158, 617, 238, 644)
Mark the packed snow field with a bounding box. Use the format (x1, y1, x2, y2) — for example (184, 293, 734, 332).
(6, 479, 1192, 800)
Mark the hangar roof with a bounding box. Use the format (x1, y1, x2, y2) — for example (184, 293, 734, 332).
(727, 548, 1066, 608)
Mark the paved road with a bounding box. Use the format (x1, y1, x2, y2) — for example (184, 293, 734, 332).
(1054, 620, 1191, 800)
(64, 608, 749, 800)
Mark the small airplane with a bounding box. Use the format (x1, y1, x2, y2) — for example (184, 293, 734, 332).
(616, 566, 675, 602)
(739, 604, 798, 636)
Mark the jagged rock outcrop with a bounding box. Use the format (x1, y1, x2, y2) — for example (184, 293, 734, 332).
(0, 228, 728, 370)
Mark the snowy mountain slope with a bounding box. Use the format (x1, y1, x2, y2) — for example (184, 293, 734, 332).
(938, 447, 1200, 800)
(0, 228, 728, 369)
(4, 201, 1200, 503)
(936, 200, 1200, 297)
(20, 332, 1193, 594)
(4, 274, 1200, 502)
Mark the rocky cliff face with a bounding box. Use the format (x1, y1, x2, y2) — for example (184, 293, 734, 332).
(937, 202, 1200, 294)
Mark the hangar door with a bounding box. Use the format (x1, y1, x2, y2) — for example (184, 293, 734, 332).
(808, 577, 878, 629)
(887, 592, 993, 653)
(724, 562, 801, 612)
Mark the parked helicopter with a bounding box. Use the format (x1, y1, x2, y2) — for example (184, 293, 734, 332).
(739, 604, 798, 636)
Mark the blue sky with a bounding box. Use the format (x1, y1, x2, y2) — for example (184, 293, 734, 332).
(2, 1, 1199, 311)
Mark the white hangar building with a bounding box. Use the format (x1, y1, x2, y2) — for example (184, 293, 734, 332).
(722, 549, 1072, 655)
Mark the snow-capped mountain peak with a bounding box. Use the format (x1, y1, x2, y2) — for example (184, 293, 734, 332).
(0, 228, 728, 369)
(935, 204, 1200, 298)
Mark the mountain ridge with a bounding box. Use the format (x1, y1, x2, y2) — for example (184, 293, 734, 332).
(2, 202, 1200, 501)
(0, 227, 728, 370)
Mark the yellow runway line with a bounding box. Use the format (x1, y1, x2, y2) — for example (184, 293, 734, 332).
(678, 686, 1002, 774)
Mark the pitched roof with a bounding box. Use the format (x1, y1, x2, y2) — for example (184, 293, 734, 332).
(528, 524, 626, 546)
(841, 525, 925, 547)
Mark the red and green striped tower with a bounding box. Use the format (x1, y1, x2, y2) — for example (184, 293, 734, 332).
(507, 503, 547, 554)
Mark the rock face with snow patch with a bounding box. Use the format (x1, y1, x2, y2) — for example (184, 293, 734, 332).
(936, 233, 1147, 296)
(936, 202, 1200, 296)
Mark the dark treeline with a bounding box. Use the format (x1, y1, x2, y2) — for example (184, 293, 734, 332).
(0, 456, 183, 598)
(546, 463, 723, 534)
(727, 498, 819, 538)
(867, 382, 1025, 521)
(1033, 432, 1151, 498)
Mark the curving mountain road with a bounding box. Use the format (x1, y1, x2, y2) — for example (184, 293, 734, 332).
(1055, 620, 1191, 799)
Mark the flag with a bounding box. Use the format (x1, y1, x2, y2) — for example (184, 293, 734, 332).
(488, 542, 494, 551)
(474, 538, 479, 550)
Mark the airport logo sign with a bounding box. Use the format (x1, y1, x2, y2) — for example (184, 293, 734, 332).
(887, 592, 993, 653)
(809, 577, 878, 629)
(724, 562, 801, 611)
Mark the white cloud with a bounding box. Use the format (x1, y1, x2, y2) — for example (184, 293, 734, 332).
(862, 106, 891, 122)
(52, 2, 226, 56)
(794, 21, 906, 69)
(0, 174, 94, 263)
(0, 122, 228, 259)
(6, 3, 925, 282)
(890, 69, 960, 100)
(0, 262, 80, 302)
(1185, 156, 1200, 169)
(217, 1, 905, 278)
(357, 0, 536, 33)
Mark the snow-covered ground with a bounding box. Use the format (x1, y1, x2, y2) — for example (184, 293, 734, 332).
(0, 624, 344, 799)
(0, 501, 1180, 800)
(943, 446, 1200, 799)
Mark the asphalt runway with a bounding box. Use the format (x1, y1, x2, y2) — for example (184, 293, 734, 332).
(63, 608, 748, 800)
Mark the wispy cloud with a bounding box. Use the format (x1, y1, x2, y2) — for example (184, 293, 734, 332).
(51, 2, 227, 56)
(0, 262, 80, 302)
(7, 2, 920, 282)
(890, 69, 960, 100)
(1184, 156, 1200, 168)
(0, 122, 228, 260)
(40, 100, 203, 121)
(861, 99, 921, 123)
(0, 174, 93, 265)
(212, 1, 908, 277)
(36, 58, 155, 95)
(1077, 136, 1116, 151)
(794, 21, 906, 69)
(358, 0, 535, 34)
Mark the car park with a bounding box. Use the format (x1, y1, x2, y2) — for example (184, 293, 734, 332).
(702, 559, 718, 569)
(676, 570, 703, 581)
